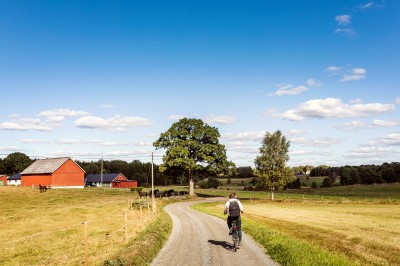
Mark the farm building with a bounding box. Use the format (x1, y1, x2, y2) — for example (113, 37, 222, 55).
(0, 175, 8, 186)
(21, 157, 85, 188)
(85, 173, 137, 188)
(7, 173, 21, 186)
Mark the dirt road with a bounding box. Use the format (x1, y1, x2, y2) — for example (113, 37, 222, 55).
(151, 198, 278, 266)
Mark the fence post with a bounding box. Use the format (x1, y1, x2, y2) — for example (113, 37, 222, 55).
(140, 205, 143, 227)
(82, 222, 88, 266)
(124, 213, 128, 243)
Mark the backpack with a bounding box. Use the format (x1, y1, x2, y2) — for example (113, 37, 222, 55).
(229, 200, 240, 217)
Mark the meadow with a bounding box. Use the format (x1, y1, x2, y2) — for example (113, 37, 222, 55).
(0, 186, 172, 265)
(193, 183, 400, 266)
(2, 183, 399, 265)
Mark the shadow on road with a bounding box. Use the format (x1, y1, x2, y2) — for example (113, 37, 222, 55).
(208, 239, 233, 250)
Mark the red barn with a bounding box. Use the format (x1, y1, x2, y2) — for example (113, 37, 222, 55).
(21, 157, 85, 188)
(85, 173, 137, 188)
(0, 175, 8, 186)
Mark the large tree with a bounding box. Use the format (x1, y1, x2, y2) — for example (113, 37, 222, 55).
(153, 118, 234, 196)
(254, 130, 295, 200)
(1, 152, 33, 175)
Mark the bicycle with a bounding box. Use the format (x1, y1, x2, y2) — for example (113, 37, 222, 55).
(230, 220, 239, 252)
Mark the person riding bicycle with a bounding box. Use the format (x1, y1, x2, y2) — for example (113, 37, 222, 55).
(224, 193, 244, 245)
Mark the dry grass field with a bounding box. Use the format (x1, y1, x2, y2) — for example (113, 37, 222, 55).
(0, 186, 155, 265)
(198, 199, 400, 265)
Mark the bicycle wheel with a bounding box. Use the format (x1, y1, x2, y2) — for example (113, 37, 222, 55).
(232, 231, 238, 252)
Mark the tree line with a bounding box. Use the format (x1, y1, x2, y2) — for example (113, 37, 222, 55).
(310, 163, 400, 185)
(0, 152, 255, 187)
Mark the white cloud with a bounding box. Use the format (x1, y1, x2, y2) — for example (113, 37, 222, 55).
(21, 139, 51, 144)
(395, 97, 400, 105)
(326, 66, 342, 73)
(306, 78, 321, 87)
(75, 115, 152, 131)
(335, 14, 351, 25)
(274, 84, 309, 96)
(371, 132, 400, 146)
(341, 68, 367, 81)
(335, 28, 357, 37)
(359, 1, 385, 10)
(360, 2, 374, 9)
(371, 119, 400, 128)
(339, 120, 368, 131)
(346, 146, 395, 158)
(281, 98, 395, 121)
(39, 109, 89, 122)
(55, 139, 101, 145)
(289, 150, 332, 156)
(291, 137, 344, 147)
(98, 141, 151, 147)
(204, 115, 235, 125)
(0, 146, 18, 151)
(0, 116, 53, 131)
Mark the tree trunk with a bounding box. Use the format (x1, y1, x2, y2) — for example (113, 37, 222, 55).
(271, 188, 275, 201)
(189, 178, 194, 196)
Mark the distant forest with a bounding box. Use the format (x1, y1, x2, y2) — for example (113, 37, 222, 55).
(1, 152, 399, 187)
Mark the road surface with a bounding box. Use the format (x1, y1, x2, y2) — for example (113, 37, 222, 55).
(151, 198, 279, 266)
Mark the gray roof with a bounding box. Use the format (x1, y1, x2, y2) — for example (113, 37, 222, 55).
(8, 173, 21, 180)
(21, 157, 85, 175)
(85, 173, 126, 183)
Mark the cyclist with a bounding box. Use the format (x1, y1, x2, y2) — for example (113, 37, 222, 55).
(224, 193, 244, 245)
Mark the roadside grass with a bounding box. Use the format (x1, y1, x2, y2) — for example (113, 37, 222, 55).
(192, 195, 400, 266)
(0, 186, 174, 265)
(103, 200, 172, 265)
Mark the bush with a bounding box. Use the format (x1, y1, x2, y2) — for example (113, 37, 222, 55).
(131, 198, 149, 210)
(198, 181, 209, 189)
(311, 182, 319, 189)
(321, 177, 333, 188)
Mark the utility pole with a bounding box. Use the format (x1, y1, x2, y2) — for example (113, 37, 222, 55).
(151, 152, 155, 214)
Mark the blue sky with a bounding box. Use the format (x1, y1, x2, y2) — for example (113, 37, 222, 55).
(1, 0, 399, 167)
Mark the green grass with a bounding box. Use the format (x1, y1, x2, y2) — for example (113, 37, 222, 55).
(195, 183, 400, 202)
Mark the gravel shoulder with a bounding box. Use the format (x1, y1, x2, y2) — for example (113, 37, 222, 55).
(151, 198, 279, 266)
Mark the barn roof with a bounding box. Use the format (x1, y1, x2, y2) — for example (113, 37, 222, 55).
(85, 173, 127, 183)
(21, 157, 85, 174)
(8, 173, 21, 180)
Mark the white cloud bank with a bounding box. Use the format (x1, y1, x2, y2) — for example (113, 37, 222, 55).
(75, 115, 152, 131)
(279, 98, 395, 121)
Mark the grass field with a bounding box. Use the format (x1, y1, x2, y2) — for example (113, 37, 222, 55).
(193, 183, 400, 266)
(2, 183, 399, 265)
(0, 186, 173, 265)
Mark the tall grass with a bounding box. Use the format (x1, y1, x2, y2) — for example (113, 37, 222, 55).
(0, 186, 173, 265)
(192, 190, 400, 266)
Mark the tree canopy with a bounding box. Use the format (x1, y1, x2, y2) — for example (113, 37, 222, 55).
(0, 152, 33, 175)
(254, 130, 295, 198)
(153, 118, 235, 195)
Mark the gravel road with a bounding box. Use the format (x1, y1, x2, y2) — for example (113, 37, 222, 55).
(151, 198, 279, 266)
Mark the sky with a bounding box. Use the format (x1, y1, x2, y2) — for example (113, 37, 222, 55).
(0, 0, 399, 167)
